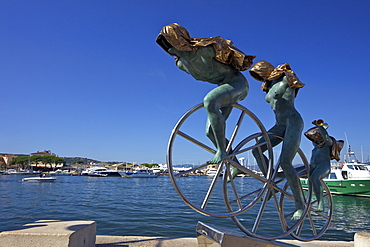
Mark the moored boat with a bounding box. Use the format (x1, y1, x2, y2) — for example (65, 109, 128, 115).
(301, 146, 370, 197)
(7, 169, 39, 175)
(81, 165, 121, 177)
(119, 169, 159, 178)
(205, 163, 224, 177)
(48, 169, 73, 176)
(206, 168, 224, 177)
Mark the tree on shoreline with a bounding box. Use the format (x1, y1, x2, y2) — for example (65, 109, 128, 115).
(141, 163, 159, 169)
(9, 156, 29, 169)
(9, 156, 66, 170)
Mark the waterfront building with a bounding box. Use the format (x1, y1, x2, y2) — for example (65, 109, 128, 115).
(30, 150, 56, 157)
(0, 154, 18, 166)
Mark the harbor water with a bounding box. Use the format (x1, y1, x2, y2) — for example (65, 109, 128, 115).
(0, 174, 369, 241)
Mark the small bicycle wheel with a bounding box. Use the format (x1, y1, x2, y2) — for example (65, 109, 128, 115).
(227, 133, 311, 240)
(167, 103, 273, 217)
(287, 180, 333, 241)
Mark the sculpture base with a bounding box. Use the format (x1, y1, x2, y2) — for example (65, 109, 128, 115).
(196, 221, 291, 247)
(0, 220, 96, 247)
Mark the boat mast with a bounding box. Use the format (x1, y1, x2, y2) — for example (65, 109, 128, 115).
(344, 132, 349, 162)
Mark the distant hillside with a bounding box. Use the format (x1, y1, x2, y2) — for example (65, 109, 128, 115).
(1, 153, 123, 165)
(62, 157, 123, 165)
(0, 153, 29, 157)
(62, 157, 101, 165)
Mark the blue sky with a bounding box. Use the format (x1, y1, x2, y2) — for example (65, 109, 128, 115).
(1, 1, 369, 165)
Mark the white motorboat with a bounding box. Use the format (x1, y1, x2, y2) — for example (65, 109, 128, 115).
(81, 165, 120, 177)
(48, 169, 72, 176)
(7, 169, 38, 175)
(206, 168, 223, 177)
(323, 146, 370, 197)
(22, 176, 57, 182)
(119, 169, 159, 178)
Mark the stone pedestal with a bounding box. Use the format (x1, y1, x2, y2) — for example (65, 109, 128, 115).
(0, 220, 96, 247)
(354, 232, 370, 247)
(196, 221, 292, 247)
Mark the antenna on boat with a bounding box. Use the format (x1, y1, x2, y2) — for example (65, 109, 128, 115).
(344, 132, 360, 163)
(344, 132, 350, 162)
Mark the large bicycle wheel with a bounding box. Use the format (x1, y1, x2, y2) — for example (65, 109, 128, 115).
(287, 180, 333, 241)
(167, 103, 273, 217)
(227, 133, 311, 240)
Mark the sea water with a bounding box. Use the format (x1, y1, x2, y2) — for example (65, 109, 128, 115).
(0, 174, 368, 240)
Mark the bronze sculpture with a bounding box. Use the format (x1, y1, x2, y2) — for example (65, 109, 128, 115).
(160, 25, 336, 239)
(249, 61, 306, 220)
(305, 119, 344, 211)
(156, 23, 255, 164)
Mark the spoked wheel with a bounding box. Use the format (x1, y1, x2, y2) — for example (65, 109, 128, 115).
(226, 133, 312, 240)
(286, 180, 333, 241)
(166, 103, 273, 217)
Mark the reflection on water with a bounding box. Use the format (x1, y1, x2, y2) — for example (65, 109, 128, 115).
(0, 175, 368, 241)
(326, 195, 370, 240)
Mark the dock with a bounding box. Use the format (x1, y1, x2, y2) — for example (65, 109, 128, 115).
(0, 220, 367, 247)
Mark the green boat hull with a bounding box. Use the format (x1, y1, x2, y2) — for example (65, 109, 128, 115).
(300, 179, 370, 197)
